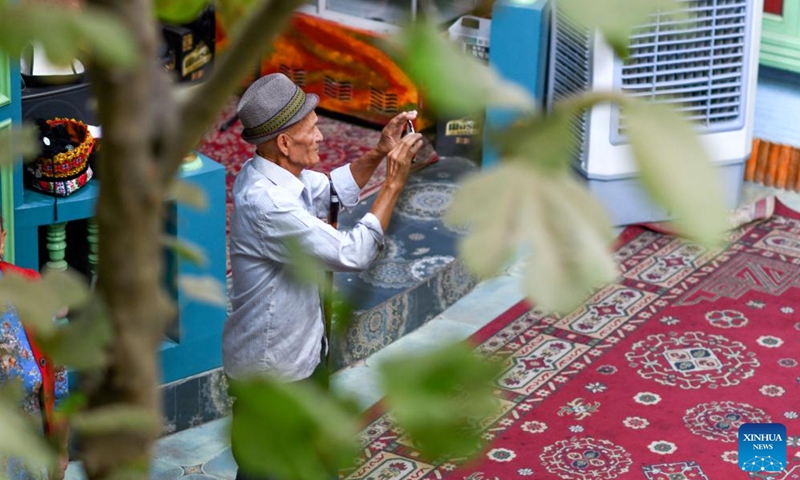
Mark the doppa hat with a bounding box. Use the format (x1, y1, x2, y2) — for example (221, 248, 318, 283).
(237, 73, 319, 145)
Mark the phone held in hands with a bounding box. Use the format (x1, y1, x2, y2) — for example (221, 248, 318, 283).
(405, 119, 418, 163)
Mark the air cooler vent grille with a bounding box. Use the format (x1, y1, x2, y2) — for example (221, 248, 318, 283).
(550, 10, 592, 160)
(618, 0, 749, 133)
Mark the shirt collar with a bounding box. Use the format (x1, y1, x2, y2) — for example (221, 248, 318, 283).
(250, 153, 305, 199)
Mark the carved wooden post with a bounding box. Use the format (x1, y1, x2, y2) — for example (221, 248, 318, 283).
(45, 222, 68, 272)
(87, 218, 99, 279)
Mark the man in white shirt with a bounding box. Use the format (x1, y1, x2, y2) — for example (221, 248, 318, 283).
(222, 73, 422, 479)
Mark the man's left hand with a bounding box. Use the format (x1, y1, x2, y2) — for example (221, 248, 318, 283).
(376, 110, 418, 157)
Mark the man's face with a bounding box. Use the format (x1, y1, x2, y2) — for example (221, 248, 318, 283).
(0, 227, 5, 260)
(283, 111, 323, 170)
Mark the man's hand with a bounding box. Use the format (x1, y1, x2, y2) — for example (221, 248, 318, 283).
(384, 132, 424, 189)
(375, 110, 418, 157)
(369, 132, 425, 233)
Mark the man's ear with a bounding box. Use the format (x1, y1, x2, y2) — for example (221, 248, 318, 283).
(276, 133, 291, 157)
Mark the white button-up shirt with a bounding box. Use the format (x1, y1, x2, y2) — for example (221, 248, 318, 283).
(223, 154, 384, 381)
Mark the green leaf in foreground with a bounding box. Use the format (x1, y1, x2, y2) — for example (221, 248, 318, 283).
(393, 19, 535, 117)
(0, 271, 64, 336)
(0, 3, 137, 70)
(445, 165, 523, 279)
(624, 102, 727, 246)
(447, 163, 617, 313)
(229, 379, 359, 480)
(0, 126, 40, 167)
(72, 405, 160, 436)
(285, 237, 326, 288)
(519, 170, 618, 314)
(40, 269, 91, 313)
(489, 112, 575, 172)
(161, 235, 208, 268)
(380, 343, 502, 460)
(155, 0, 210, 25)
(36, 297, 112, 371)
(178, 275, 226, 306)
(0, 382, 54, 473)
(168, 179, 208, 211)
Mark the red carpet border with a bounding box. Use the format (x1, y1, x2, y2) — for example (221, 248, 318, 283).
(348, 200, 800, 479)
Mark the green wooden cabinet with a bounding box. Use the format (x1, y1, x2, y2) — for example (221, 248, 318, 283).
(761, 0, 800, 73)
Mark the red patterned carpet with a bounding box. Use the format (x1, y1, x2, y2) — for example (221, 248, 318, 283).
(349, 201, 800, 479)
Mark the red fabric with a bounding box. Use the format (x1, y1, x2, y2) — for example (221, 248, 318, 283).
(0, 262, 57, 435)
(349, 200, 800, 479)
(0, 261, 40, 280)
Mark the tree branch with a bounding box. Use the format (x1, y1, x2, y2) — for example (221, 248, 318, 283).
(167, 0, 305, 184)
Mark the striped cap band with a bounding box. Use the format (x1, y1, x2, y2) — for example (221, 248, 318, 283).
(243, 86, 306, 140)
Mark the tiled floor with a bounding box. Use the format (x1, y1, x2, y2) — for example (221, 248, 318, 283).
(64, 181, 800, 480)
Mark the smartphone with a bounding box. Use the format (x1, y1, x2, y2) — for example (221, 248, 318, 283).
(405, 120, 418, 163)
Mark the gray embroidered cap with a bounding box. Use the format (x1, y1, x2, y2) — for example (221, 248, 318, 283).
(237, 73, 319, 145)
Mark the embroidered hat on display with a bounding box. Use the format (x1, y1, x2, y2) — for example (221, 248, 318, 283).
(27, 117, 94, 197)
(237, 73, 319, 145)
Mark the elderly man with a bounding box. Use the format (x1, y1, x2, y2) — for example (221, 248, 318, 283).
(224, 72, 422, 382)
(222, 73, 422, 477)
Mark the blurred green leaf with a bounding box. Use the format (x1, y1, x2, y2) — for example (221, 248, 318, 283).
(40, 269, 91, 312)
(214, 0, 258, 34)
(285, 237, 325, 288)
(69, 8, 140, 69)
(330, 296, 355, 340)
(380, 343, 502, 460)
(558, 0, 681, 58)
(0, 270, 62, 336)
(168, 179, 208, 211)
(178, 275, 226, 306)
(72, 405, 159, 435)
(161, 235, 208, 268)
(53, 393, 88, 418)
(0, 125, 40, 167)
(229, 378, 359, 480)
(519, 171, 618, 313)
(393, 20, 535, 117)
(0, 3, 138, 70)
(624, 102, 727, 246)
(447, 162, 616, 313)
(489, 112, 575, 172)
(37, 297, 112, 371)
(445, 165, 524, 279)
(0, 382, 54, 472)
(155, 0, 210, 24)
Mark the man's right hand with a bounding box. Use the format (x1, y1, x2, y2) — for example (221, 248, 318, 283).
(368, 132, 425, 234)
(384, 132, 424, 189)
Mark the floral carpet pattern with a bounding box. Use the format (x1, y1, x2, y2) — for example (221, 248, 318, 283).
(348, 201, 800, 480)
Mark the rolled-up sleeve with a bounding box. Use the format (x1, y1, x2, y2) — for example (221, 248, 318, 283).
(329, 164, 361, 210)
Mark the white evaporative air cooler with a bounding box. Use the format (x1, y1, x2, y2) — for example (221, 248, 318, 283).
(547, 0, 764, 225)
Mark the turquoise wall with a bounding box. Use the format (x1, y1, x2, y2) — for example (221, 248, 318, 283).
(754, 66, 800, 147)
